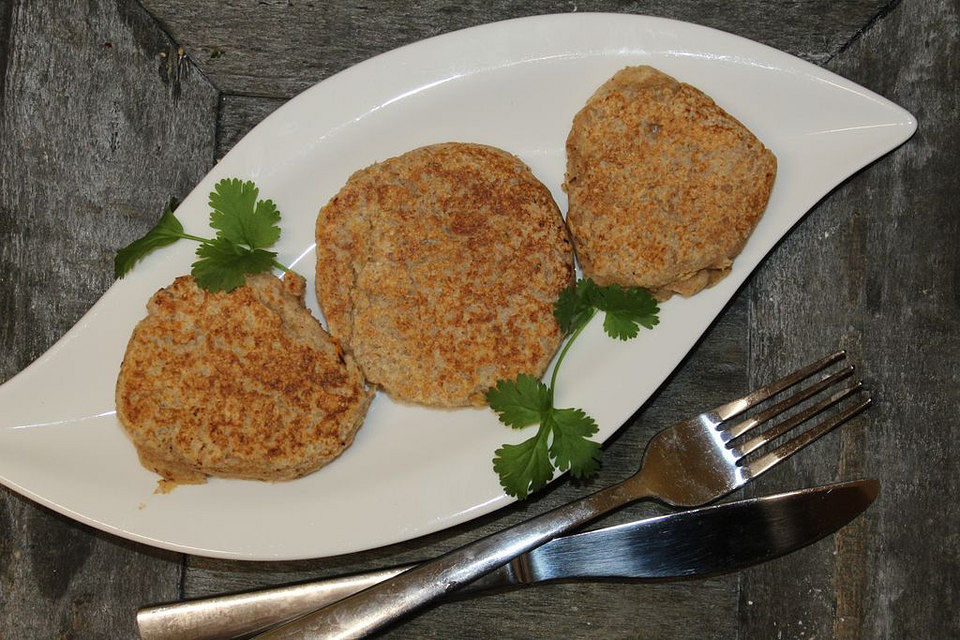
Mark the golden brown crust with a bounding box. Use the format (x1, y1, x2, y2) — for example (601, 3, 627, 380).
(115, 272, 373, 483)
(565, 65, 777, 299)
(316, 142, 575, 407)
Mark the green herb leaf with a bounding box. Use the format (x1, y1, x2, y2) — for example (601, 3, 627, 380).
(114, 199, 184, 278)
(493, 423, 554, 499)
(549, 408, 602, 479)
(191, 238, 276, 292)
(485, 374, 552, 428)
(553, 278, 600, 333)
(554, 278, 659, 339)
(209, 178, 281, 249)
(594, 285, 660, 340)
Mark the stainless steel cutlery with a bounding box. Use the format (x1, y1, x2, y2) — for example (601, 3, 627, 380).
(138, 479, 878, 640)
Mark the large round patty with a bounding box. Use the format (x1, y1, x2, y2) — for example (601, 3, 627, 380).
(116, 273, 372, 483)
(565, 65, 777, 299)
(315, 142, 575, 407)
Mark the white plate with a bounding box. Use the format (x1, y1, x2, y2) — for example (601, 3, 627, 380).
(0, 14, 915, 560)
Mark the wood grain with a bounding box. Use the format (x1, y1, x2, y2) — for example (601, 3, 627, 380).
(0, 0, 218, 637)
(740, 0, 960, 638)
(216, 94, 284, 160)
(139, 0, 892, 98)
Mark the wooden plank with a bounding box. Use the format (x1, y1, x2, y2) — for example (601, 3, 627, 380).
(216, 94, 284, 160)
(0, 0, 219, 637)
(740, 0, 960, 638)
(139, 0, 892, 98)
(183, 291, 750, 638)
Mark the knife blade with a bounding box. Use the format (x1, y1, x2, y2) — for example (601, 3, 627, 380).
(137, 479, 878, 640)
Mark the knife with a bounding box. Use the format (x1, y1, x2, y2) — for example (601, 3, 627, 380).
(137, 479, 878, 640)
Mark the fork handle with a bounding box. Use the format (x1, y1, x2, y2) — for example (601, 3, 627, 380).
(256, 476, 649, 639)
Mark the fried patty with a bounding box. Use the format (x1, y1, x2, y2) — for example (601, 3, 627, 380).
(565, 65, 777, 299)
(116, 273, 373, 483)
(315, 142, 575, 407)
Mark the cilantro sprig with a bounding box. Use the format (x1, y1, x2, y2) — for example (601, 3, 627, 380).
(486, 278, 660, 499)
(114, 179, 289, 292)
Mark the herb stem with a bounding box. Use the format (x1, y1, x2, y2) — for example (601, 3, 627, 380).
(549, 308, 596, 403)
(178, 232, 210, 244)
(271, 260, 291, 273)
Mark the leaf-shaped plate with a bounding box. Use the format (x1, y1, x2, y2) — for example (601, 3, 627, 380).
(0, 14, 915, 560)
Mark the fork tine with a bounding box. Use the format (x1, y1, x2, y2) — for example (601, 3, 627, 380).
(744, 397, 872, 479)
(722, 366, 855, 440)
(733, 382, 864, 456)
(711, 350, 846, 422)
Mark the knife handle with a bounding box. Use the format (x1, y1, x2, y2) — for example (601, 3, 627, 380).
(256, 476, 645, 639)
(136, 566, 412, 640)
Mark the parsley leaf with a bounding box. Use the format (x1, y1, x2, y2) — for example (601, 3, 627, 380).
(549, 408, 601, 479)
(493, 423, 554, 499)
(492, 408, 602, 498)
(114, 199, 185, 278)
(191, 238, 277, 292)
(209, 178, 281, 249)
(593, 285, 660, 340)
(553, 278, 599, 333)
(485, 374, 552, 428)
(554, 278, 659, 339)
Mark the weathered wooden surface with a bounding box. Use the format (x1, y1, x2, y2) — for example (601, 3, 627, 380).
(740, 1, 960, 638)
(2, 0, 958, 638)
(0, 0, 217, 637)
(215, 95, 283, 161)
(139, 0, 893, 98)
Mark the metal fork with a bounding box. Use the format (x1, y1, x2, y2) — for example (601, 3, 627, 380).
(258, 350, 869, 640)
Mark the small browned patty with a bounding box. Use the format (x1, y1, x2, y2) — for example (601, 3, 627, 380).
(315, 142, 575, 407)
(116, 273, 372, 483)
(565, 65, 777, 299)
